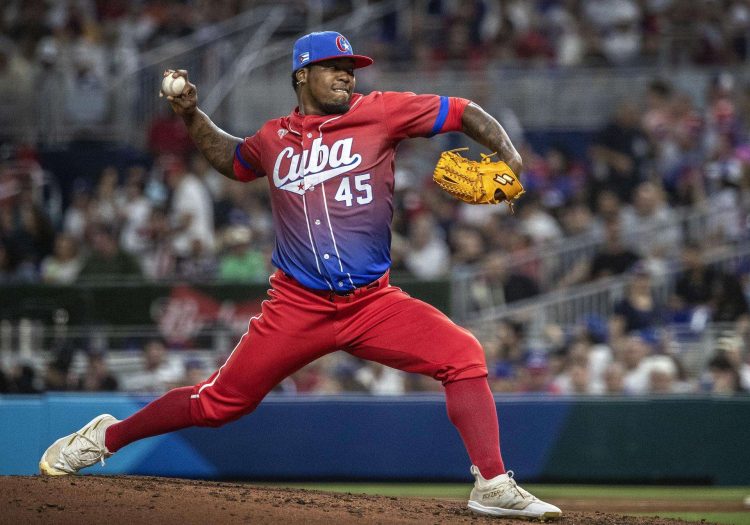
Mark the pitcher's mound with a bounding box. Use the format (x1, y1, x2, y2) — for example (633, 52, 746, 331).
(1, 475, 709, 524)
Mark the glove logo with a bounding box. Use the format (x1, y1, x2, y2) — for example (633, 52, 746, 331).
(494, 173, 515, 185)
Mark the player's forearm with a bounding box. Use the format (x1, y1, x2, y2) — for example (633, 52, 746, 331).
(183, 108, 242, 178)
(461, 102, 523, 175)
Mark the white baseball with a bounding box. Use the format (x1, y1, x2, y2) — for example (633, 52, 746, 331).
(162, 75, 186, 97)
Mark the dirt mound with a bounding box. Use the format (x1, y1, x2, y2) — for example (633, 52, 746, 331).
(0, 475, 709, 525)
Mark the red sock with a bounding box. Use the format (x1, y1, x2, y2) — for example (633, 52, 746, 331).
(445, 377, 505, 479)
(105, 386, 194, 453)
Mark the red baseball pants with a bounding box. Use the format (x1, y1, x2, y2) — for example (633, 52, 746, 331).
(107, 270, 505, 477)
(189, 270, 488, 425)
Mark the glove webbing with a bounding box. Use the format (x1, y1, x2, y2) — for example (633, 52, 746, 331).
(437, 151, 481, 202)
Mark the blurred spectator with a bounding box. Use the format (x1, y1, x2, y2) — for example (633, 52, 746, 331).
(589, 100, 651, 204)
(601, 362, 627, 395)
(517, 195, 563, 245)
(0, 181, 55, 279)
(217, 226, 267, 282)
(711, 272, 750, 324)
(449, 225, 485, 266)
(0, 40, 33, 142)
(44, 342, 77, 391)
(89, 166, 121, 225)
(62, 187, 91, 242)
(33, 37, 66, 145)
(122, 339, 185, 393)
(611, 264, 665, 339)
(619, 334, 652, 394)
(0, 365, 8, 393)
(175, 238, 217, 281)
(670, 243, 717, 325)
(163, 155, 215, 259)
(4, 363, 41, 394)
(671, 244, 750, 329)
(64, 47, 108, 133)
(705, 135, 746, 241)
(118, 166, 153, 255)
(516, 353, 561, 394)
(40, 233, 83, 284)
(139, 206, 176, 280)
(588, 217, 641, 280)
(76, 352, 119, 392)
(147, 106, 195, 158)
(642, 79, 674, 146)
(623, 181, 682, 259)
(495, 320, 527, 366)
(471, 251, 539, 309)
(559, 202, 599, 240)
(77, 224, 142, 282)
(705, 353, 747, 395)
(523, 144, 585, 211)
(0, 240, 20, 283)
(291, 357, 341, 394)
(561, 216, 640, 286)
(183, 359, 209, 387)
(404, 213, 449, 279)
(715, 333, 750, 390)
(355, 362, 406, 395)
(646, 355, 679, 394)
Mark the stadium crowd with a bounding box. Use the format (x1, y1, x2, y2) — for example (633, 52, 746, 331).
(1, 0, 749, 396)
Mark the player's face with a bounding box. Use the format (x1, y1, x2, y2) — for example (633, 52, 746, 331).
(304, 58, 356, 115)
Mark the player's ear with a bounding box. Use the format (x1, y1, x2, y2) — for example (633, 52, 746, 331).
(296, 68, 307, 86)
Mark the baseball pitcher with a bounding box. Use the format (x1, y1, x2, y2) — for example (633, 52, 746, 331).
(40, 31, 560, 520)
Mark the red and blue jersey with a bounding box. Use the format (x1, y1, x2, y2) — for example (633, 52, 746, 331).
(234, 91, 469, 292)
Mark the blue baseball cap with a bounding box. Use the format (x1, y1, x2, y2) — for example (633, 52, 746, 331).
(292, 31, 373, 73)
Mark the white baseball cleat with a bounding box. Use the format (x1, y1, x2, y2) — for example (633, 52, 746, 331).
(39, 414, 119, 476)
(468, 465, 562, 521)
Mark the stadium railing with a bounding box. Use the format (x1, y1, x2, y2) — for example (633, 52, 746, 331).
(451, 193, 750, 322)
(462, 242, 750, 345)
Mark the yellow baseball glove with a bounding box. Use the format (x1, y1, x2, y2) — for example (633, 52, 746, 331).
(433, 148, 525, 209)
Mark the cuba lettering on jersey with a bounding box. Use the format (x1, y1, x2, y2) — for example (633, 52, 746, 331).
(233, 91, 469, 292)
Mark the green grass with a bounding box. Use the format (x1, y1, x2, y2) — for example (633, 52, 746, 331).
(261, 483, 750, 524)
(264, 482, 750, 502)
(522, 485, 750, 502)
(631, 512, 750, 525)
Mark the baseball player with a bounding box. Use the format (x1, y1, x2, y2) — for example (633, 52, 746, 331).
(40, 31, 560, 520)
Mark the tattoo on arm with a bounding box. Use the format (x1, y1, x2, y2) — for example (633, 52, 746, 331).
(183, 109, 242, 179)
(461, 102, 523, 174)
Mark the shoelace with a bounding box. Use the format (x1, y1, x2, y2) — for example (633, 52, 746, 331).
(505, 471, 535, 501)
(59, 431, 108, 470)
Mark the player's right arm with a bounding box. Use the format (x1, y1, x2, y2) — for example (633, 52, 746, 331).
(162, 70, 241, 179)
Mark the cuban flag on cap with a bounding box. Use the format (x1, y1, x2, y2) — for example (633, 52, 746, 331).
(292, 31, 374, 72)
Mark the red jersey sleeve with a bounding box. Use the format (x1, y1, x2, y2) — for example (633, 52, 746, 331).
(380, 91, 470, 142)
(233, 131, 265, 182)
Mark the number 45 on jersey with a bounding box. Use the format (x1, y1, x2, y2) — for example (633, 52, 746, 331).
(335, 174, 372, 207)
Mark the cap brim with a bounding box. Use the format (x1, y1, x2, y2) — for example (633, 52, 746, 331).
(305, 54, 374, 69)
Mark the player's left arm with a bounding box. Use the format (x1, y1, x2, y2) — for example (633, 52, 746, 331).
(461, 102, 523, 175)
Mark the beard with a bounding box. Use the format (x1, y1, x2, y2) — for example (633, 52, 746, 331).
(319, 99, 351, 114)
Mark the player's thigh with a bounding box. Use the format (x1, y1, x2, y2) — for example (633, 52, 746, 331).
(190, 297, 335, 424)
(348, 291, 487, 384)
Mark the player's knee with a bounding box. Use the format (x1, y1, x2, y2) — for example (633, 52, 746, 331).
(436, 331, 488, 384)
(190, 388, 259, 428)
(456, 330, 486, 367)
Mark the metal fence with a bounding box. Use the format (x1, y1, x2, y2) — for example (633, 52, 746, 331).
(452, 195, 750, 323)
(463, 241, 750, 343)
